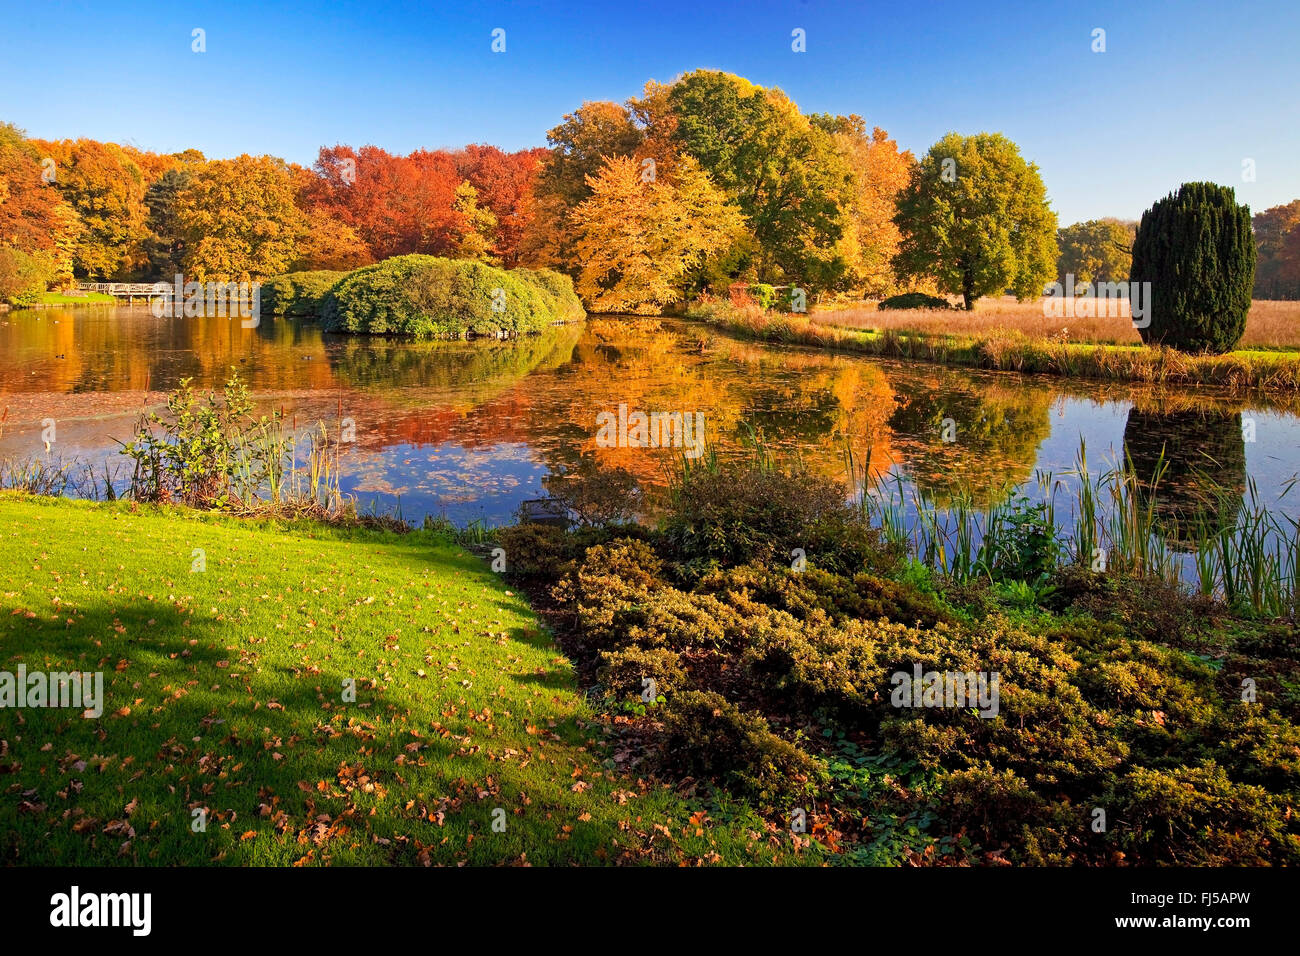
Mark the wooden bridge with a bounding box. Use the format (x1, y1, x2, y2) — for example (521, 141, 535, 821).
(74, 282, 165, 304)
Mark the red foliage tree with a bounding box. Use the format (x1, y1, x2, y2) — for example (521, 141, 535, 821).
(304, 145, 465, 261)
(452, 145, 548, 265)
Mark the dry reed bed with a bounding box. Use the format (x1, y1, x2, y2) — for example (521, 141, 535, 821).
(812, 296, 1300, 350)
(691, 300, 1300, 391)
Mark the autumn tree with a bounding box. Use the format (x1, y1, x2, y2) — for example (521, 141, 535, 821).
(0, 122, 79, 283)
(669, 70, 853, 287)
(287, 163, 371, 272)
(571, 155, 743, 312)
(303, 145, 464, 261)
(175, 154, 307, 280)
(893, 132, 1058, 310)
(453, 144, 547, 265)
(292, 207, 371, 272)
(518, 101, 644, 270)
(30, 137, 149, 279)
(814, 114, 915, 296)
(1253, 200, 1300, 299)
(450, 181, 499, 262)
(1055, 218, 1134, 286)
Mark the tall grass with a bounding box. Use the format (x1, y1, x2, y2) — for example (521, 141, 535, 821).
(847, 437, 1298, 619)
(688, 299, 1300, 392)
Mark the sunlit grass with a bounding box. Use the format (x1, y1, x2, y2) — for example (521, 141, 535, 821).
(0, 494, 807, 866)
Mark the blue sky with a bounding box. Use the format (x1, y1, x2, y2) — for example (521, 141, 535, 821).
(2, 0, 1297, 224)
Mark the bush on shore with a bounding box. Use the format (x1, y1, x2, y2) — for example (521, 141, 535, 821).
(260, 270, 348, 317)
(0, 245, 58, 306)
(513, 267, 586, 322)
(319, 254, 584, 338)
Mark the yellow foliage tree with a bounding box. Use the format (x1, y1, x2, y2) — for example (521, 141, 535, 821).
(175, 155, 307, 281)
(830, 119, 915, 296)
(571, 155, 743, 313)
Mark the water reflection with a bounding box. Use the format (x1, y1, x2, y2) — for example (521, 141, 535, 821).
(1122, 408, 1248, 546)
(0, 306, 1296, 532)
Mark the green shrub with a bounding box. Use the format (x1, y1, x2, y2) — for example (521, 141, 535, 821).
(513, 267, 586, 322)
(878, 292, 951, 311)
(938, 765, 1049, 846)
(1130, 182, 1256, 354)
(320, 254, 570, 338)
(495, 522, 572, 577)
(1103, 762, 1300, 864)
(261, 270, 348, 317)
(659, 690, 826, 803)
(698, 564, 954, 630)
(1046, 565, 1214, 646)
(0, 245, 57, 306)
(597, 646, 687, 700)
(661, 460, 900, 577)
(750, 283, 776, 310)
(119, 372, 288, 509)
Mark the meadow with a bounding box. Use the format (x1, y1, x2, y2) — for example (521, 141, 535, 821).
(813, 296, 1300, 351)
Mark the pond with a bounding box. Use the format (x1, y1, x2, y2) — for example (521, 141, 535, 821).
(2, 305, 1298, 540)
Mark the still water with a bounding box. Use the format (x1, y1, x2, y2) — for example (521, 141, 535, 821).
(1, 305, 1298, 534)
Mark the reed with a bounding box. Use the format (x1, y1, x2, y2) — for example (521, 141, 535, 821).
(846, 437, 1297, 618)
(689, 300, 1300, 392)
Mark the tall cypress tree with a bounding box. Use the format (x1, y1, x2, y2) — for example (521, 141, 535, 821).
(1130, 182, 1255, 353)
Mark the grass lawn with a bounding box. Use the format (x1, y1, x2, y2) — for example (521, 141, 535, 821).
(33, 292, 118, 305)
(0, 495, 802, 866)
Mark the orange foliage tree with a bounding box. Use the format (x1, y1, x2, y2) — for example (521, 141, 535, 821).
(29, 137, 149, 279)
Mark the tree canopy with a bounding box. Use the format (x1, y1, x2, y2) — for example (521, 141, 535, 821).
(893, 132, 1058, 310)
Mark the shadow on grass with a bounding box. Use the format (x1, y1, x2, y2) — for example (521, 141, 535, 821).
(1, 595, 644, 866)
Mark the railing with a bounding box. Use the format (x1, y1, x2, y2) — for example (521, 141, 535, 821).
(74, 283, 165, 295)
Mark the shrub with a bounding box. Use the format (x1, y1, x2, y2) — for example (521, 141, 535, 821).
(261, 270, 348, 317)
(1046, 565, 1214, 646)
(878, 292, 952, 311)
(938, 765, 1049, 846)
(597, 646, 687, 700)
(119, 372, 289, 509)
(0, 245, 56, 306)
(544, 462, 642, 527)
(495, 522, 572, 577)
(661, 460, 900, 576)
(1102, 762, 1300, 864)
(699, 564, 954, 630)
(1130, 182, 1256, 354)
(320, 254, 567, 338)
(513, 267, 586, 322)
(658, 690, 826, 803)
(750, 283, 777, 310)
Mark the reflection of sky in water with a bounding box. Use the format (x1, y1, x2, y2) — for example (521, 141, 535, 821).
(343, 441, 548, 526)
(1, 308, 1297, 557)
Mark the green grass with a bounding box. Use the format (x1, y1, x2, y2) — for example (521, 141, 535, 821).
(33, 292, 117, 305)
(0, 495, 802, 866)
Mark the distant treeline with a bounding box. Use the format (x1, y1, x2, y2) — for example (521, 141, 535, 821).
(2, 71, 1298, 309)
